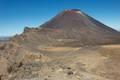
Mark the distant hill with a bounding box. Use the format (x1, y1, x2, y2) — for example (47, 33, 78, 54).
(0, 37, 10, 42)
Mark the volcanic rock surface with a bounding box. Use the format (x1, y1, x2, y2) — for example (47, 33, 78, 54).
(0, 9, 120, 80)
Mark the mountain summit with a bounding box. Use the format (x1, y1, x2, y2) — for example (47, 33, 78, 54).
(12, 9, 120, 47)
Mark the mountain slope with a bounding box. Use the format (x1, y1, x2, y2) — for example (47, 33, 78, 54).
(11, 9, 120, 47)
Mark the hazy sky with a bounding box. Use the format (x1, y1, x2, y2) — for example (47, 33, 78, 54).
(0, 0, 120, 36)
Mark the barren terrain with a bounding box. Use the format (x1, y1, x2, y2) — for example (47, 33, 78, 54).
(0, 43, 120, 80)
